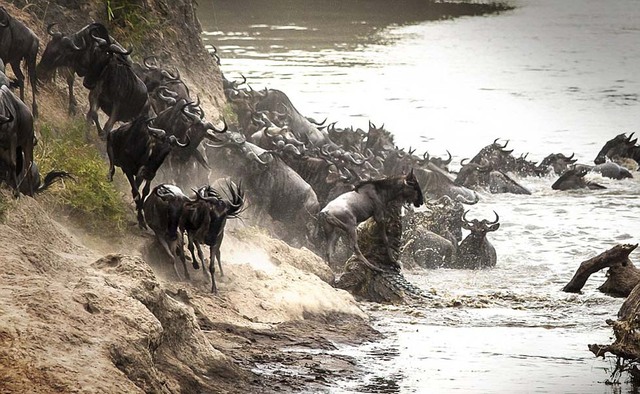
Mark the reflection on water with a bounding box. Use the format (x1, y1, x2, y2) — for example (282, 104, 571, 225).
(198, 0, 640, 392)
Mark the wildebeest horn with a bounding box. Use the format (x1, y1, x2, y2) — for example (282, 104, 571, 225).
(161, 68, 180, 81)
(169, 135, 190, 148)
(247, 150, 270, 165)
(47, 23, 63, 38)
(107, 43, 132, 56)
(145, 118, 166, 138)
(90, 30, 108, 46)
(460, 158, 470, 166)
(487, 210, 500, 225)
(444, 150, 452, 164)
(501, 148, 514, 154)
(206, 118, 228, 137)
(61, 36, 85, 51)
(311, 117, 327, 126)
(567, 152, 575, 160)
(143, 56, 158, 70)
(628, 132, 635, 142)
(462, 209, 471, 223)
(493, 138, 509, 149)
(156, 185, 175, 198)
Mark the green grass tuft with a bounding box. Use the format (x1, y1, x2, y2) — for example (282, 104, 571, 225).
(36, 119, 129, 234)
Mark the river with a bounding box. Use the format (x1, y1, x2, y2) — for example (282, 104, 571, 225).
(197, 0, 640, 392)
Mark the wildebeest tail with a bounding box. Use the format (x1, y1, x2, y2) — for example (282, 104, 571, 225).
(37, 170, 75, 193)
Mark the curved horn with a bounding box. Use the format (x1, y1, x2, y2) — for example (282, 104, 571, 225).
(90, 30, 108, 46)
(462, 210, 471, 223)
(206, 118, 228, 138)
(146, 118, 166, 138)
(247, 150, 270, 165)
(143, 56, 158, 70)
(169, 134, 190, 148)
(47, 23, 63, 38)
(444, 150, 452, 164)
(107, 44, 132, 56)
(460, 158, 470, 166)
(628, 132, 635, 142)
(156, 185, 175, 198)
(487, 210, 500, 225)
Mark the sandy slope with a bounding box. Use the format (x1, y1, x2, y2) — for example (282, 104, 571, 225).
(0, 193, 375, 393)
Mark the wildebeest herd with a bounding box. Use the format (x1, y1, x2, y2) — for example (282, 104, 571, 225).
(0, 6, 637, 293)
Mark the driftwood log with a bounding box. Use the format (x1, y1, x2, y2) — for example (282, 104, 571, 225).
(335, 201, 428, 304)
(589, 280, 640, 382)
(562, 243, 640, 297)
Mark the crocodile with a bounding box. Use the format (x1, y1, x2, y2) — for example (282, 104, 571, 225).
(335, 200, 433, 304)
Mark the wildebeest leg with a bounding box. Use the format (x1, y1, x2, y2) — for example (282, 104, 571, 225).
(87, 90, 103, 138)
(157, 235, 183, 280)
(374, 209, 394, 261)
(26, 47, 38, 118)
(124, 172, 143, 224)
(106, 133, 116, 182)
(209, 246, 218, 294)
(186, 233, 199, 271)
(136, 179, 152, 229)
(101, 106, 119, 141)
(66, 71, 77, 116)
(10, 61, 25, 102)
(195, 242, 207, 272)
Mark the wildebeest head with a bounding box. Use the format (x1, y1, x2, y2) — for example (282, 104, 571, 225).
(403, 168, 424, 207)
(539, 152, 577, 175)
(455, 158, 491, 188)
(420, 151, 453, 172)
(551, 167, 606, 191)
(594, 133, 636, 164)
(470, 138, 516, 170)
(461, 210, 500, 235)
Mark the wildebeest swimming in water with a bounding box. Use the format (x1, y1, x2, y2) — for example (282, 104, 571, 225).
(551, 167, 606, 191)
(319, 169, 424, 272)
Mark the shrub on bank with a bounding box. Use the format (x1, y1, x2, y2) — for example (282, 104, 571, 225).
(36, 119, 129, 234)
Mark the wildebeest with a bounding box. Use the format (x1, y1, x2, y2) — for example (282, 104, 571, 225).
(539, 153, 577, 175)
(180, 181, 245, 293)
(206, 130, 320, 244)
(37, 22, 111, 115)
(456, 210, 500, 269)
(319, 169, 424, 271)
(591, 162, 633, 180)
(402, 197, 464, 269)
(551, 167, 606, 190)
(0, 85, 34, 196)
(107, 115, 188, 227)
(415, 163, 479, 204)
(0, 7, 38, 117)
(594, 132, 638, 165)
(142, 184, 191, 279)
(255, 88, 335, 147)
(86, 34, 149, 138)
(455, 159, 531, 195)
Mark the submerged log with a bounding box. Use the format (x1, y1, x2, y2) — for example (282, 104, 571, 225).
(335, 201, 428, 304)
(562, 243, 640, 297)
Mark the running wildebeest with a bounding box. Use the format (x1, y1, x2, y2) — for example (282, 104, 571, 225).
(180, 181, 245, 293)
(143, 184, 191, 279)
(319, 169, 425, 271)
(0, 7, 38, 117)
(107, 115, 189, 227)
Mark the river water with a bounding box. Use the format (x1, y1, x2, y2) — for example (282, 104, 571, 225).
(197, 0, 640, 392)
